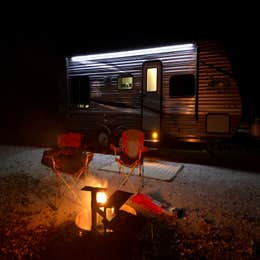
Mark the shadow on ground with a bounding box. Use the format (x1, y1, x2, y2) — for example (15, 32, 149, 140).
(38, 212, 150, 260)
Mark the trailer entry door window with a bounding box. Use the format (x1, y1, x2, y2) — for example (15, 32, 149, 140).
(69, 76, 90, 109)
(169, 74, 195, 97)
(146, 68, 157, 92)
(118, 75, 133, 90)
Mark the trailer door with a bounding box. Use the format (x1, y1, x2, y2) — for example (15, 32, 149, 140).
(142, 61, 161, 142)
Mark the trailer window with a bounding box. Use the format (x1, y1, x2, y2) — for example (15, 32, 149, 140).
(69, 76, 90, 109)
(169, 74, 195, 97)
(118, 75, 133, 90)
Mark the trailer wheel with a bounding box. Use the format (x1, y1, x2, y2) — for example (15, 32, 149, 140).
(97, 130, 110, 152)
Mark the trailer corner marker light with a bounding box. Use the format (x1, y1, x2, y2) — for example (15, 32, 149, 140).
(152, 131, 158, 140)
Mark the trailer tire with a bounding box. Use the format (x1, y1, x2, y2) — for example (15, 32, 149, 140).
(97, 130, 110, 152)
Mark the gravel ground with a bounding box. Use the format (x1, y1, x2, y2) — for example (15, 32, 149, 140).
(0, 144, 259, 259)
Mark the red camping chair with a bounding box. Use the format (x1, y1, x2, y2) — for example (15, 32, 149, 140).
(41, 132, 94, 208)
(110, 129, 148, 193)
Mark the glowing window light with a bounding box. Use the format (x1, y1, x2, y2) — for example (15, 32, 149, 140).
(77, 104, 89, 109)
(118, 76, 133, 90)
(147, 68, 157, 92)
(96, 192, 107, 204)
(71, 44, 195, 62)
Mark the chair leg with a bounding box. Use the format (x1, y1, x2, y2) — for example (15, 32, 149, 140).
(60, 175, 83, 205)
(117, 167, 129, 190)
(54, 172, 84, 207)
(141, 164, 144, 187)
(137, 164, 144, 193)
(118, 176, 137, 193)
(117, 167, 138, 193)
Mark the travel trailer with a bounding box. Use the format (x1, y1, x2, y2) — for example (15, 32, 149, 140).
(63, 41, 242, 149)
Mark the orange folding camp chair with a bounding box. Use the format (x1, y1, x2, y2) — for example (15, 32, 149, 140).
(110, 129, 148, 193)
(41, 132, 94, 208)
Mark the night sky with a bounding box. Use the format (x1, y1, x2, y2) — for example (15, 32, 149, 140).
(0, 3, 258, 132)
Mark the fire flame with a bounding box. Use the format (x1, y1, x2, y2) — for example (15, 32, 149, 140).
(75, 175, 136, 232)
(96, 192, 107, 204)
(75, 175, 108, 231)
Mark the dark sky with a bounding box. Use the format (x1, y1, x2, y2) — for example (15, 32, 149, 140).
(1, 3, 258, 120)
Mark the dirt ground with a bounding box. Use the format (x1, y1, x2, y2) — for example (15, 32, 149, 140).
(0, 144, 259, 259)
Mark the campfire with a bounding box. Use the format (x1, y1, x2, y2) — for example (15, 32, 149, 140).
(74, 175, 108, 232)
(74, 176, 136, 235)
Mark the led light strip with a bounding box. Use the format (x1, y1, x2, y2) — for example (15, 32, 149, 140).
(71, 43, 195, 62)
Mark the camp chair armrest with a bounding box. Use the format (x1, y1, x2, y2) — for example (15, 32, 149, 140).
(86, 152, 94, 162)
(141, 146, 149, 153)
(110, 144, 122, 155)
(48, 155, 57, 170)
